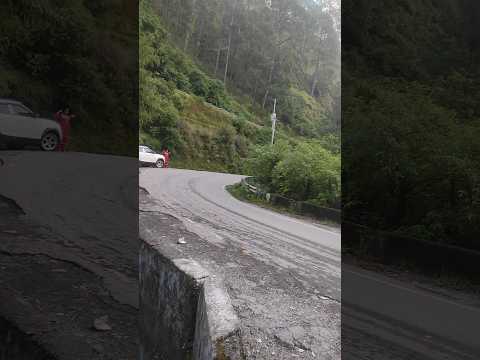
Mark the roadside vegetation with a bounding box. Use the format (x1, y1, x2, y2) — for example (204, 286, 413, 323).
(0, 1, 138, 155)
(227, 183, 340, 228)
(343, 0, 480, 251)
(246, 140, 340, 207)
(140, 0, 341, 202)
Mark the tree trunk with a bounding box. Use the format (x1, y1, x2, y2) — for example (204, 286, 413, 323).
(310, 51, 321, 96)
(252, 75, 259, 101)
(215, 44, 222, 76)
(183, 0, 197, 52)
(262, 57, 276, 109)
(223, 0, 237, 85)
(262, 88, 270, 109)
(195, 15, 205, 58)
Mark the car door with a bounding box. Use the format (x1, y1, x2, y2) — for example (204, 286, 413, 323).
(145, 147, 158, 163)
(0, 103, 18, 138)
(139, 146, 147, 163)
(8, 103, 39, 139)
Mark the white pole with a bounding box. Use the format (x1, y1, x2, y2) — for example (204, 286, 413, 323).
(271, 98, 277, 145)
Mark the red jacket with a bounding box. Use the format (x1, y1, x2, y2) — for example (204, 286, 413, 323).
(162, 150, 170, 165)
(55, 111, 72, 139)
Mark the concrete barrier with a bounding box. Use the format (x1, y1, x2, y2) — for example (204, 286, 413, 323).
(139, 213, 242, 360)
(139, 242, 208, 360)
(193, 281, 242, 360)
(343, 221, 480, 281)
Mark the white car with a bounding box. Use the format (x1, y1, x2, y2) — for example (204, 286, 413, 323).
(139, 145, 165, 168)
(0, 98, 62, 151)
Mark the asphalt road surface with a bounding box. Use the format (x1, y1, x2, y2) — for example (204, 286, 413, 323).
(342, 264, 480, 360)
(140, 168, 341, 359)
(0, 151, 138, 359)
(3, 152, 477, 360)
(141, 168, 480, 360)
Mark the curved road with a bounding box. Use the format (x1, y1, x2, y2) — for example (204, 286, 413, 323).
(141, 168, 341, 298)
(141, 168, 480, 360)
(141, 168, 341, 359)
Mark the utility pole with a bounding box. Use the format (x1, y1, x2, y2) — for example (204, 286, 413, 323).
(271, 98, 277, 145)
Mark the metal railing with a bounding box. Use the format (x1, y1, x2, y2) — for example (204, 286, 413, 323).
(240, 177, 341, 223)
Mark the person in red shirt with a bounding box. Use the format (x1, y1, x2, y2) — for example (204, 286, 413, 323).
(161, 148, 170, 168)
(54, 106, 75, 152)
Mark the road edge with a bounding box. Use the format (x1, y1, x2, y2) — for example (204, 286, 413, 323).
(139, 192, 244, 360)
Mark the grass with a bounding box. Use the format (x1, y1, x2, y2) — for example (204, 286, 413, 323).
(179, 92, 235, 131)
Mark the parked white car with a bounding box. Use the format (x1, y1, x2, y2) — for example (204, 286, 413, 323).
(139, 145, 165, 168)
(0, 99, 62, 151)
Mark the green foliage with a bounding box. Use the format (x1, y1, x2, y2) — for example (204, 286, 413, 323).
(140, 0, 250, 159)
(278, 88, 331, 137)
(343, 0, 480, 249)
(246, 141, 291, 186)
(141, 0, 342, 206)
(188, 70, 209, 97)
(247, 140, 340, 206)
(0, 0, 138, 155)
(273, 142, 340, 205)
(153, 0, 340, 139)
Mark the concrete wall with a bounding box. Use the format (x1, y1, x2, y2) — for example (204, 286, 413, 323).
(193, 281, 242, 360)
(343, 221, 480, 280)
(139, 239, 242, 360)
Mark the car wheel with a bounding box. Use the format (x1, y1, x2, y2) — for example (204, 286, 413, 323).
(155, 159, 164, 168)
(40, 132, 59, 151)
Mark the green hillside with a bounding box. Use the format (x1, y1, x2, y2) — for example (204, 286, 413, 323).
(140, 0, 341, 204)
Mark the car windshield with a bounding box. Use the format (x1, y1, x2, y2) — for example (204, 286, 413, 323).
(140, 146, 156, 154)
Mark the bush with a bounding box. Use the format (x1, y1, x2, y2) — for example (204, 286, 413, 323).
(206, 79, 229, 108)
(189, 70, 208, 97)
(247, 140, 340, 206)
(246, 141, 290, 187)
(272, 142, 340, 204)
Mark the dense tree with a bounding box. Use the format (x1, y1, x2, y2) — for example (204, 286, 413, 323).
(151, 0, 340, 135)
(0, 0, 138, 155)
(343, 0, 480, 250)
(247, 140, 340, 205)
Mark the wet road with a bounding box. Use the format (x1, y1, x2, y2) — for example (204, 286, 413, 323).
(140, 168, 341, 359)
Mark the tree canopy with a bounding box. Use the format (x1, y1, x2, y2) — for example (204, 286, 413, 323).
(0, 0, 138, 155)
(343, 0, 480, 250)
